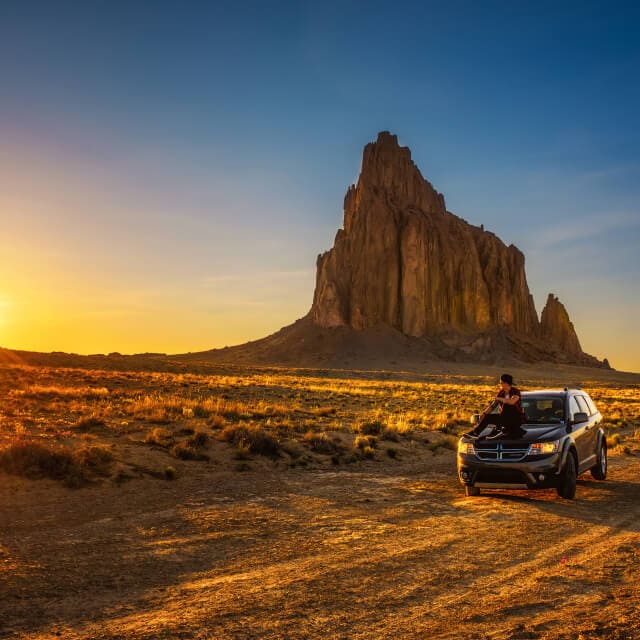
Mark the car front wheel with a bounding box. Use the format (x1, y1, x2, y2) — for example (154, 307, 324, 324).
(590, 443, 607, 480)
(557, 451, 577, 499)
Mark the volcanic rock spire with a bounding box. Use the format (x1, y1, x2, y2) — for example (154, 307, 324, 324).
(311, 131, 540, 339)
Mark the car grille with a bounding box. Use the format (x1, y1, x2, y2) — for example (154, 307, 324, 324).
(474, 442, 530, 462)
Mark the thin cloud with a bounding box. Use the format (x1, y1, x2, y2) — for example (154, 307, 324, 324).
(201, 269, 315, 285)
(533, 211, 640, 247)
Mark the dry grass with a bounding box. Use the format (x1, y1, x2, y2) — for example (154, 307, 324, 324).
(0, 361, 637, 480)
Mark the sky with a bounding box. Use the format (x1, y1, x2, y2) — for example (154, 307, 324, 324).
(0, 0, 639, 371)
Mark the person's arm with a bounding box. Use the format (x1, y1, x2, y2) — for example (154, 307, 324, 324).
(498, 394, 520, 406)
(482, 398, 500, 414)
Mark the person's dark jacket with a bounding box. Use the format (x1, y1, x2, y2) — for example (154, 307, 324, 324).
(497, 386, 525, 426)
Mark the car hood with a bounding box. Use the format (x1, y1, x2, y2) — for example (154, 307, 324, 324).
(491, 424, 568, 443)
(464, 423, 567, 443)
(519, 424, 567, 441)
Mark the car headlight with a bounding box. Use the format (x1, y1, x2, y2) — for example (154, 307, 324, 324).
(529, 440, 559, 455)
(458, 440, 475, 455)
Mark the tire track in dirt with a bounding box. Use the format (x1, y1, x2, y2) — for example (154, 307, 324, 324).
(3, 459, 639, 640)
(359, 468, 640, 638)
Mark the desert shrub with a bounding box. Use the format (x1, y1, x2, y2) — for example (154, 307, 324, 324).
(219, 424, 280, 457)
(380, 429, 400, 442)
(74, 416, 107, 432)
(362, 446, 375, 459)
(233, 440, 251, 460)
(193, 404, 210, 418)
(170, 441, 209, 461)
(280, 441, 303, 459)
(188, 430, 209, 448)
(207, 414, 227, 429)
(144, 427, 174, 447)
(609, 433, 621, 447)
(164, 466, 177, 480)
(354, 419, 385, 436)
(312, 406, 336, 417)
(73, 445, 114, 474)
(0, 439, 113, 487)
(427, 436, 457, 453)
(432, 410, 470, 434)
(302, 431, 343, 455)
(355, 435, 377, 450)
(386, 447, 398, 458)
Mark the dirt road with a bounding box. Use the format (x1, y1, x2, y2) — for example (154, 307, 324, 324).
(1, 450, 638, 640)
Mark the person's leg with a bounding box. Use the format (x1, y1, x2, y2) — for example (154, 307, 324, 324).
(501, 414, 524, 438)
(474, 413, 505, 436)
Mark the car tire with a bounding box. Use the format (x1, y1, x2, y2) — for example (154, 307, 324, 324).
(590, 442, 607, 480)
(465, 485, 480, 497)
(557, 451, 577, 499)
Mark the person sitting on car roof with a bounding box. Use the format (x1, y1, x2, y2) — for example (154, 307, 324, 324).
(475, 373, 525, 438)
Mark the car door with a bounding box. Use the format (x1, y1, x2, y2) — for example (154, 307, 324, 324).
(568, 394, 590, 470)
(578, 393, 600, 466)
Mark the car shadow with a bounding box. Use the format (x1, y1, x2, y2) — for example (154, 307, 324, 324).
(477, 476, 640, 533)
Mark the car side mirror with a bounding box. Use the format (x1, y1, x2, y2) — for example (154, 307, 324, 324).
(470, 414, 481, 425)
(572, 411, 588, 425)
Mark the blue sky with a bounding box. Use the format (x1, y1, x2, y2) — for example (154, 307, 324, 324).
(0, 1, 639, 370)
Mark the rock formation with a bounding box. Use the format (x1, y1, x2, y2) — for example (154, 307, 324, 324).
(308, 131, 608, 367)
(311, 132, 540, 339)
(178, 131, 609, 370)
(540, 293, 583, 356)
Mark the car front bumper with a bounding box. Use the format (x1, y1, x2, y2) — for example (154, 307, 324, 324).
(457, 452, 563, 489)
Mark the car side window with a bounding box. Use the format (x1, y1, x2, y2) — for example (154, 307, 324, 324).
(584, 395, 597, 415)
(569, 396, 582, 421)
(575, 395, 590, 415)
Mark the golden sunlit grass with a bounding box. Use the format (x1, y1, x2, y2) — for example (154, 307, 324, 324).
(0, 361, 638, 485)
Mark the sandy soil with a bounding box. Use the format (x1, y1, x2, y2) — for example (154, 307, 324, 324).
(2, 449, 639, 639)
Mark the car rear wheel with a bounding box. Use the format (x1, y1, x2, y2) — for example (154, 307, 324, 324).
(465, 485, 480, 496)
(557, 451, 577, 499)
(590, 443, 607, 480)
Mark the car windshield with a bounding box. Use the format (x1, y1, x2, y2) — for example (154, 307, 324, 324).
(522, 396, 565, 424)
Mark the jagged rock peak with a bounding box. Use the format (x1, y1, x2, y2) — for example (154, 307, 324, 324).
(540, 293, 583, 356)
(355, 131, 446, 218)
(306, 132, 610, 368)
(312, 131, 539, 337)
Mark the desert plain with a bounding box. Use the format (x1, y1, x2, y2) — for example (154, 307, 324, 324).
(1, 357, 639, 640)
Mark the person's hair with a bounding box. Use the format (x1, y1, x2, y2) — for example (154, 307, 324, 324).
(500, 373, 513, 386)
